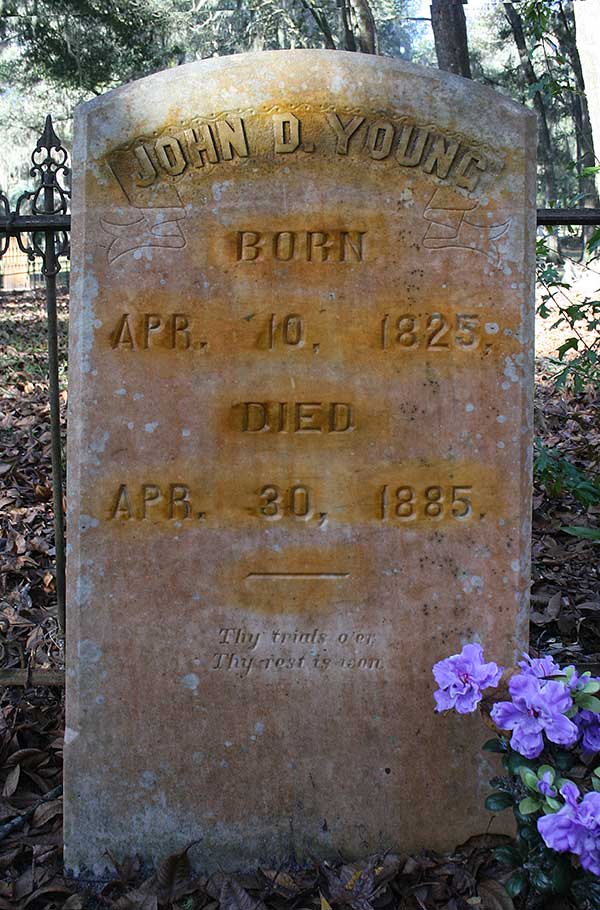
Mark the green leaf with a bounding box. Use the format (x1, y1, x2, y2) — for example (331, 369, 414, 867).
(505, 871, 527, 898)
(577, 694, 600, 712)
(519, 767, 539, 790)
(582, 681, 600, 694)
(537, 764, 554, 780)
(485, 792, 514, 812)
(593, 767, 600, 778)
(506, 752, 536, 775)
(493, 845, 521, 868)
(482, 737, 505, 753)
(518, 796, 541, 815)
(544, 797, 562, 811)
(557, 337, 578, 360)
(571, 879, 600, 908)
(530, 869, 553, 893)
(587, 227, 600, 254)
(550, 860, 572, 895)
(554, 750, 575, 771)
(561, 526, 600, 541)
(593, 777, 600, 792)
(516, 824, 537, 845)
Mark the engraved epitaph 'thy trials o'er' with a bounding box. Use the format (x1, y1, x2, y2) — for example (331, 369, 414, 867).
(66, 51, 536, 874)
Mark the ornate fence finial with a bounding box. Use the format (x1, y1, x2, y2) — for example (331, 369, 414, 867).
(14, 113, 71, 275)
(37, 114, 62, 154)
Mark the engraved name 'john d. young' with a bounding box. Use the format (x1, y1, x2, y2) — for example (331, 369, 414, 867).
(108, 108, 502, 199)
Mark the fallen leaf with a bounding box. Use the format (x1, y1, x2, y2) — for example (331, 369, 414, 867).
(62, 895, 85, 910)
(219, 877, 266, 910)
(22, 883, 75, 907)
(155, 841, 199, 903)
(477, 879, 515, 910)
(2, 764, 20, 798)
(31, 798, 62, 828)
(260, 869, 305, 898)
(105, 850, 143, 884)
(112, 891, 158, 910)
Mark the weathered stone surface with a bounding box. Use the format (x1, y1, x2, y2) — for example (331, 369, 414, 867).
(65, 50, 536, 875)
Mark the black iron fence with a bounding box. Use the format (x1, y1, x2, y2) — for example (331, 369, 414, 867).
(1, 117, 70, 639)
(0, 115, 599, 683)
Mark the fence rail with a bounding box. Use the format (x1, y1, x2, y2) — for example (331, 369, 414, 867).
(0, 213, 71, 233)
(2, 210, 600, 235)
(1, 115, 600, 687)
(537, 208, 600, 226)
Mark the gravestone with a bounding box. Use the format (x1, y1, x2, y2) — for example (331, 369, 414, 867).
(65, 50, 536, 874)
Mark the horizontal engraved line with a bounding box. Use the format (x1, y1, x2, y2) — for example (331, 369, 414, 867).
(246, 572, 350, 580)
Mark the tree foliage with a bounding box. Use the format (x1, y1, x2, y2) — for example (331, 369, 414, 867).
(3, 0, 177, 94)
(0, 0, 598, 210)
(0, 0, 422, 95)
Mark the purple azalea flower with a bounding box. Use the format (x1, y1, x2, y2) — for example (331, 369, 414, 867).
(527, 662, 600, 696)
(563, 667, 586, 693)
(538, 783, 600, 876)
(490, 674, 578, 758)
(433, 644, 503, 715)
(537, 770, 557, 798)
(518, 654, 561, 679)
(560, 781, 581, 809)
(538, 783, 581, 853)
(577, 793, 600, 875)
(567, 671, 600, 696)
(575, 710, 600, 754)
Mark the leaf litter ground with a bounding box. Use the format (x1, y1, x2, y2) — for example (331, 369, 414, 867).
(0, 289, 598, 909)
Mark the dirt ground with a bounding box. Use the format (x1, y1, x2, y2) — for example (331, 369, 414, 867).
(535, 258, 600, 359)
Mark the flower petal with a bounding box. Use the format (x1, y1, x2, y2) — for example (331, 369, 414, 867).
(490, 700, 523, 730)
(510, 726, 544, 758)
(544, 713, 579, 747)
(432, 657, 459, 689)
(454, 690, 482, 714)
(538, 809, 581, 853)
(541, 679, 573, 715)
(474, 662, 503, 689)
(433, 689, 456, 712)
(460, 643, 484, 666)
(559, 781, 580, 808)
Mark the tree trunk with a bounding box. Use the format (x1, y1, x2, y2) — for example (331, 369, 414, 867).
(430, 0, 471, 79)
(339, 0, 357, 51)
(503, 1, 557, 204)
(337, 0, 377, 54)
(348, 0, 377, 54)
(556, 0, 598, 239)
(300, 0, 337, 50)
(302, 0, 377, 53)
(573, 0, 600, 200)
